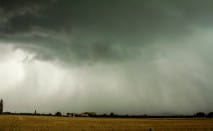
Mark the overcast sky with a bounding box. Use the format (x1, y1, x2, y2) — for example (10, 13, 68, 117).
(0, 0, 213, 115)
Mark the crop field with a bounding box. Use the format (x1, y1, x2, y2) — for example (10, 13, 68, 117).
(0, 115, 212, 131)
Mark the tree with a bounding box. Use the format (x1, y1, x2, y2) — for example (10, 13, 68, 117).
(110, 112, 114, 117)
(207, 112, 213, 118)
(55, 112, 62, 116)
(194, 112, 206, 117)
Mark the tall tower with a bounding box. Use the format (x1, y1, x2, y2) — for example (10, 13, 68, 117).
(0, 99, 3, 114)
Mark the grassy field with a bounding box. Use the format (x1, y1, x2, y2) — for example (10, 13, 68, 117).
(0, 115, 212, 131)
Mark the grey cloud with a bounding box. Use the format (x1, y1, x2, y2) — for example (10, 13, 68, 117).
(2, 0, 213, 63)
(0, 0, 58, 34)
(0, 0, 213, 114)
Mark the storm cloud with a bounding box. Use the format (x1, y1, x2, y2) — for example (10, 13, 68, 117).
(0, 0, 213, 114)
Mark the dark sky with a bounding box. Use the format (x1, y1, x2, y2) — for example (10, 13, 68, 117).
(0, 0, 213, 115)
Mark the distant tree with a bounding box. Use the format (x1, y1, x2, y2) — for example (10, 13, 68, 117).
(0, 99, 3, 114)
(207, 112, 213, 118)
(143, 114, 148, 118)
(194, 112, 206, 117)
(88, 112, 96, 117)
(55, 112, 62, 116)
(110, 112, 114, 117)
(124, 114, 129, 117)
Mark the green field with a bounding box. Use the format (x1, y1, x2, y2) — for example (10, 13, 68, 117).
(0, 115, 212, 131)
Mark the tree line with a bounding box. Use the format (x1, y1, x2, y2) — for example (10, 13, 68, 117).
(1, 111, 213, 118)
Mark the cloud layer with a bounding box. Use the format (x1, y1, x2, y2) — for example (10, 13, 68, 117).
(0, 0, 213, 114)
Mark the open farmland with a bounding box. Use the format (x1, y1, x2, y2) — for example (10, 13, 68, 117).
(0, 115, 212, 131)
